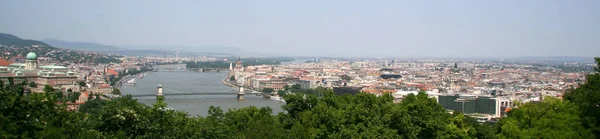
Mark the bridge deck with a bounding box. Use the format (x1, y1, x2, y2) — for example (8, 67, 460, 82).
(129, 92, 257, 97)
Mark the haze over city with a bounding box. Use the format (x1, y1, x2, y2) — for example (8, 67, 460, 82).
(2, 0, 600, 138)
(1, 0, 599, 57)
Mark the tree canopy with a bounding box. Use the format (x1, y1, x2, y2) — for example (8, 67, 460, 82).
(261, 88, 275, 93)
(496, 97, 592, 138)
(563, 57, 600, 137)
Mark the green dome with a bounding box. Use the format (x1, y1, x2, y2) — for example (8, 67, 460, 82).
(26, 52, 37, 60)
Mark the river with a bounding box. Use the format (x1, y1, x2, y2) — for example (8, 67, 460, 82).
(120, 71, 284, 116)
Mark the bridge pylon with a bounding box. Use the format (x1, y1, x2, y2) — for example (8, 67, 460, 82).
(237, 86, 245, 100)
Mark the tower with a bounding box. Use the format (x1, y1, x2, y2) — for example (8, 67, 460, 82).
(228, 61, 235, 80)
(175, 50, 181, 59)
(25, 52, 38, 70)
(235, 57, 243, 71)
(453, 63, 459, 73)
(157, 84, 163, 96)
(237, 86, 245, 100)
(155, 84, 166, 108)
(384, 60, 389, 68)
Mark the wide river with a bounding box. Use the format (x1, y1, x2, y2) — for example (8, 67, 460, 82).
(120, 71, 284, 116)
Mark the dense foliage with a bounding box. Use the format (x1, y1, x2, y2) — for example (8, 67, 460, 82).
(0, 58, 598, 138)
(2, 80, 491, 138)
(563, 57, 600, 137)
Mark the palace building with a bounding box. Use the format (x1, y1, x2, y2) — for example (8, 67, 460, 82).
(0, 52, 78, 89)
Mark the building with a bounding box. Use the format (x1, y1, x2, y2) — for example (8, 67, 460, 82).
(258, 80, 287, 90)
(0, 58, 13, 66)
(299, 78, 323, 89)
(437, 94, 501, 118)
(391, 90, 441, 103)
(228, 57, 244, 81)
(0, 52, 79, 90)
(332, 87, 363, 95)
(66, 92, 92, 110)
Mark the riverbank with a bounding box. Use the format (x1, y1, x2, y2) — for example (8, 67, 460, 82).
(119, 71, 284, 116)
(221, 79, 275, 99)
(115, 71, 150, 88)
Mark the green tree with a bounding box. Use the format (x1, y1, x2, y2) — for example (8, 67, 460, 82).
(0, 79, 97, 138)
(78, 81, 86, 87)
(221, 106, 286, 138)
(28, 81, 37, 88)
(43, 85, 54, 93)
(79, 99, 107, 116)
(67, 92, 81, 103)
(388, 91, 470, 138)
(277, 90, 286, 96)
(496, 97, 593, 138)
(283, 85, 290, 91)
(464, 115, 497, 139)
(291, 84, 301, 92)
(111, 88, 121, 95)
(340, 75, 352, 81)
(261, 88, 274, 94)
(564, 57, 600, 137)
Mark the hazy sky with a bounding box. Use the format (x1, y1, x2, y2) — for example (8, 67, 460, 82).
(1, 0, 599, 57)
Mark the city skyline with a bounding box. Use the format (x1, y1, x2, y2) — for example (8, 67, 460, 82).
(1, 0, 599, 57)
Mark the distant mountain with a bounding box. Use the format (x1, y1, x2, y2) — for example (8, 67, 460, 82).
(0, 33, 49, 46)
(111, 49, 237, 57)
(5, 33, 255, 56)
(0, 33, 121, 64)
(42, 38, 122, 52)
(121, 45, 250, 55)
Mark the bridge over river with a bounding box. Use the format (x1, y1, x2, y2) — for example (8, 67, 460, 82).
(153, 64, 187, 71)
(152, 64, 228, 72)
(119, 71, 284, 116)
(130, 92, 262, 97)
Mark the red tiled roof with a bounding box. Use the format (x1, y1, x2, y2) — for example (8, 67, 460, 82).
(99, 84, 111, 88)
(504, 107, 513, 113)
(0, 58, 13, 66)
(107, 69, 119, 76)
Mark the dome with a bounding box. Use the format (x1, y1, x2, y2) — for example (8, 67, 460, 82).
(26, 52, 37, 60)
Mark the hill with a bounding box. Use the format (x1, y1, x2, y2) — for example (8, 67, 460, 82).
(4, 33, 254, 57)
(42, 38, 122, 52)
(0, 33, 49, 46)
(0, 33, 121, 64)
(41, 39, 247, 56)
(121, 45, 256, 56)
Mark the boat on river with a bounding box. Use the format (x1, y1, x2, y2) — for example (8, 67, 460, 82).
(271, 96, 281, 101)
(270, 96, 286, 103)
(124, 78, 136, 86)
